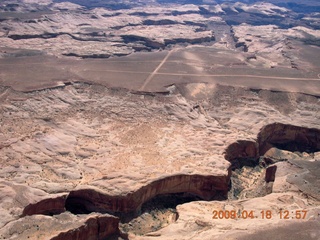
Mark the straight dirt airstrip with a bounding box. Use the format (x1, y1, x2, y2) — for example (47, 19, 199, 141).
(0, 45, 319, 95)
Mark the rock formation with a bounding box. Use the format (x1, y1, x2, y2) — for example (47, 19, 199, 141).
(258, 123, 320, 155)
(0, 82, 319, 239)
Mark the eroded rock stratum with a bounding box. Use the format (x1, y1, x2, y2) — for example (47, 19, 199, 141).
(0, 82, 319, 239)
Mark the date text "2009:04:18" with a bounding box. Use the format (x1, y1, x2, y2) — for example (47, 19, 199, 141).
(212, 210, 308, 220)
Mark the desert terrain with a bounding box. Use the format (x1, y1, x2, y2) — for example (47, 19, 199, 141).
(0, 0, 319, 239)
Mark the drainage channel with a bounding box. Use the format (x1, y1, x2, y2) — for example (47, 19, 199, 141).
(64, 191, 225, 237)
(21, 123, 320, 239)
(118, 193, 202, 235)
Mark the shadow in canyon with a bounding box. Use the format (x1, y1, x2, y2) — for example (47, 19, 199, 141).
(21, 122, 320, 238)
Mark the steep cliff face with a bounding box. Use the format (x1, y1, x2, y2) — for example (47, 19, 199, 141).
(50, 214, 120, 240)
(21, 173, 229, 218)
(17, 173, 230, 238)
(258, 123, 320, 155)
(225, 123, 320, 200)
(225, 123, 320, 167)
(224, 140, 259, 169)
(0, 212, 120, 240)
(16, 173, 230, 239)
(22, 195, 67, 216)
(65, 174, 230, 215)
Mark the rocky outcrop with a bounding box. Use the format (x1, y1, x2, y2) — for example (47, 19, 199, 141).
(22, 195, 67, 216)
(18, 173, 229, 239)
(66, 174, 229, 215)
(258, 123, 320, 155)
(122, 35, 165, 49)
(226, 123, 320, 165)
(224, 140, 259, 169)
(62, 53, 111, 58)
(50, 214, 120, 240)
(234, 41, 248, 52)
(8, 33, 60, 40)
(121, 34, 215, 50)
(143, 19, 179, 25)
(225, 122, 320, 200)
(40, 123, 319, 215)
(0, 212, 120, 240)
(225, 138, 274, 199)
(164, 35, 215, 45)
(265, 165, 277, 183)
(0, 1, 217, 58)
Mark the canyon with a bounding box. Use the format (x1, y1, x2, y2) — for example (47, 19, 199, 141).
(0, 83, 319, 239)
